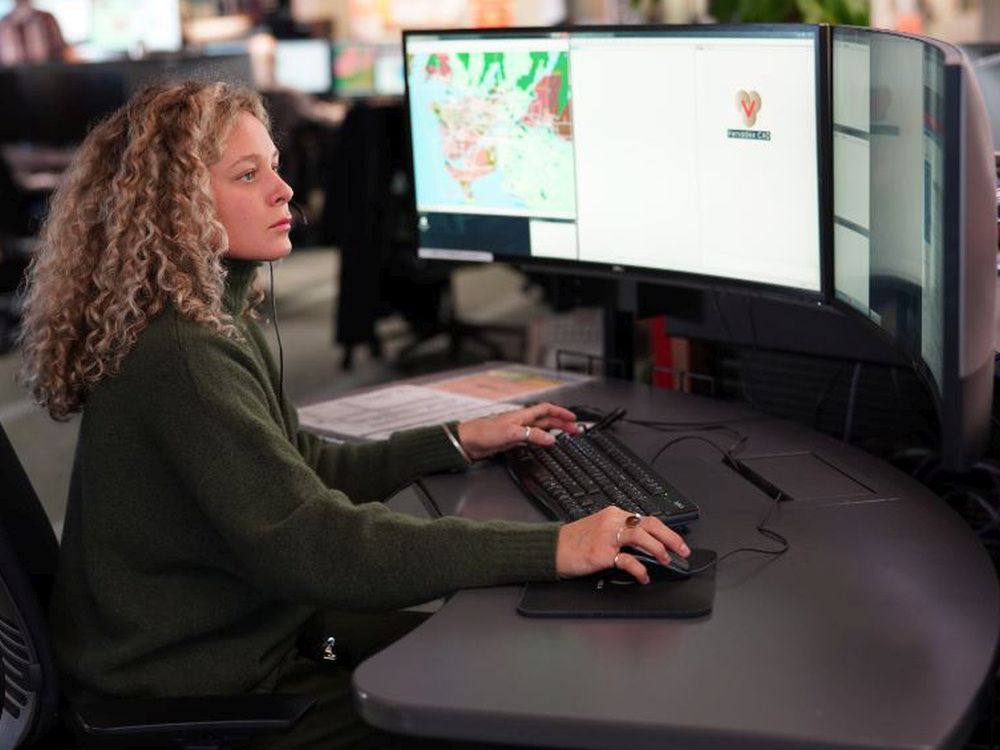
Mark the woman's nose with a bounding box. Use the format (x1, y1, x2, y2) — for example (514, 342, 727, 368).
(273, 175, 293, 204)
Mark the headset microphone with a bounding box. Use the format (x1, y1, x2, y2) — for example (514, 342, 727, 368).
(288, 200, 309, 227)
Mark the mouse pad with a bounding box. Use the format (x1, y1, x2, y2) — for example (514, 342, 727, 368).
(517, 548, 717, 619)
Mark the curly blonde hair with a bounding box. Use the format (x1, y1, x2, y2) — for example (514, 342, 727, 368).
(20, 80, 269, 420)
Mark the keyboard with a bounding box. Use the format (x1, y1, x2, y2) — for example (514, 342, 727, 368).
(504, 429, 700, 526)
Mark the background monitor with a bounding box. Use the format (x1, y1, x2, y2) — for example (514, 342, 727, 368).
(274, 38, 332, 95)
(332, 42, 377, 98)
(374, 45, 404, 96)
(832, 27, 996, 470)
(0, 62, 124, 145)
(404, 27, 825, 294)
(89, 0, 182, 55)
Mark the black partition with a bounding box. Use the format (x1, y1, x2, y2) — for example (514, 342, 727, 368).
(0, 54, 253, 147)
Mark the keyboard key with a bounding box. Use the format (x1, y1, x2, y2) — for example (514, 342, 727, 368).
(504, 430, 700, 527)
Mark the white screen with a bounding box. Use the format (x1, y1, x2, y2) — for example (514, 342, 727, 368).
(374, 47, 404, 96)
(406, 30, 822, 292)
(275, 39, 332, 94)
(572, 35, 819, 289)
(91, 0, 181, 53)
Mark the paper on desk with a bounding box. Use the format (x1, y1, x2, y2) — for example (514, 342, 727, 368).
(298, 384, 519, 440)
(427, 366, 589, 401)
(298, 366, 591, 441)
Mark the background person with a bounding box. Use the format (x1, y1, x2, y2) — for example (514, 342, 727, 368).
(0, 0, 77, 65)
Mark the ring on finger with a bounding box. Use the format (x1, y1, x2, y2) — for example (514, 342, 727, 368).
(625, 512, 643, 528)
(523, 425, 531, 442)
(612, 551, 622, 569)
(615, 523, 627, 547)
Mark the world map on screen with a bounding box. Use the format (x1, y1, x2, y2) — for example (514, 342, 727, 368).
(408, 49, 576, 216)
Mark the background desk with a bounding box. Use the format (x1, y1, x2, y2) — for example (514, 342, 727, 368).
(352, 377, 1000, 750)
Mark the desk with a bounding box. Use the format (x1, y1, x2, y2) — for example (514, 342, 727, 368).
(351, 376, 1000, 750)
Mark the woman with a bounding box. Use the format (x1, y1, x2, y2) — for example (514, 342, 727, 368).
(20, 81, 688, 748)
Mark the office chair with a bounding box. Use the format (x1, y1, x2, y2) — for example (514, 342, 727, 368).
(0, 422, 314, 749)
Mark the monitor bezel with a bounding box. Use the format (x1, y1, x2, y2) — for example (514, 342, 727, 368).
(402, 23, 832, 303)
(827, 28, 951, 399)
(827, 26, 998, 470)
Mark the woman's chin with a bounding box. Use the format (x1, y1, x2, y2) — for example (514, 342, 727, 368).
(225, 244, 293, 262)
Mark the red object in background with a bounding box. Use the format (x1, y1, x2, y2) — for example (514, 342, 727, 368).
(648, 315, 675, 390)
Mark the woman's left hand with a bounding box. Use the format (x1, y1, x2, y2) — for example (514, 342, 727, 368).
(456, 402, 581, 461)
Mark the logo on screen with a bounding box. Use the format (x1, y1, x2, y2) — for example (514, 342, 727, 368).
(736, 90, 762, 127)
(727, 89, 770, 141)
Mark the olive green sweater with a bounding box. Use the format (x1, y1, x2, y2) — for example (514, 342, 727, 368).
(49, 259, 559, 699)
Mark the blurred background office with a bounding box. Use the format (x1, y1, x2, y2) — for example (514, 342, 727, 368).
(0, 0, 998, 533)
(0, 0, 78, 65)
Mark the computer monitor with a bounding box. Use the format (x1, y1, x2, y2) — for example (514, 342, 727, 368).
(832, 27, 996, 471)
(374, 45, 405, 96)
(0, 62, 125, 145)
(89, 0, 182, 55)
(332, 42, 377, 98)
(274, 38, 332, 95)
(403, 27, 826, 295)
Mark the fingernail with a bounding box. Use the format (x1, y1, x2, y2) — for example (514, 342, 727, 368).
(681, 544, 690, 556)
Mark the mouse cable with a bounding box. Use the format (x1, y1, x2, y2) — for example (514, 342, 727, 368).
(631, 420, 749, 456)
(648, 433, 790, 575)
(621, 414, 752, 457)
(684, 491, 789, 575)
(648, 433, 747, 466)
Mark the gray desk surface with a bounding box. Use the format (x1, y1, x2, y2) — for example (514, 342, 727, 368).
(351, 376, 1000, 750)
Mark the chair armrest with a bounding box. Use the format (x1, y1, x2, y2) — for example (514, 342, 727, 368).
(73, 693, 315, 744)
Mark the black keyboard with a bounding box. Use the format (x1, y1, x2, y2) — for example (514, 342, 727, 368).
(504, 429, 700, 526)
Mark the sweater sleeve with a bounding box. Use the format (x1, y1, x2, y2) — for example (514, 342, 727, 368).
(148, 319, 559, 611)
(293, 414, 468, 504)
(245, 320, 469, 502)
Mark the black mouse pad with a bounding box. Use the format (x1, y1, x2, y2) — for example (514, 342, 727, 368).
(517, 548, 717, 619)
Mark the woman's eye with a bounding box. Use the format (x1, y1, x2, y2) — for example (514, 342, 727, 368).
(239, 169, 256, 182)
(272, 163, 281, 174)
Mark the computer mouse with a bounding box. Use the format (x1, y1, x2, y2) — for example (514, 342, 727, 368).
(607, 547, 691, 584)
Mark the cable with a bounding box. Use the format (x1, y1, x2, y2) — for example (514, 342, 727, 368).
(623, 418, 749, 456)
(646, 432, 790, 573)
(685, 491, 789, 575)
(267, 261, 285, 397)
(649, 434, 732, 466)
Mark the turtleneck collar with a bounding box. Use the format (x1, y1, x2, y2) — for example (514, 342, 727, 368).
(222, 258, 261, 315)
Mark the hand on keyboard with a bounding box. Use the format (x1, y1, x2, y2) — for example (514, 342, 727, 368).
(456, 403, 581, 461)
(555, 507, 690, 585)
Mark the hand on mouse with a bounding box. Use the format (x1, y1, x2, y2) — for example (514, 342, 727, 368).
(456, 402, 581, 461)
(555, 507, 690, 584)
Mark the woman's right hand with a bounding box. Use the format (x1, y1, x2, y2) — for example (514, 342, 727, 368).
(555, 507, 690, 584)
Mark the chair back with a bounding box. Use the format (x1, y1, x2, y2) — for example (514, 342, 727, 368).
(0, 421, 60, 748)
